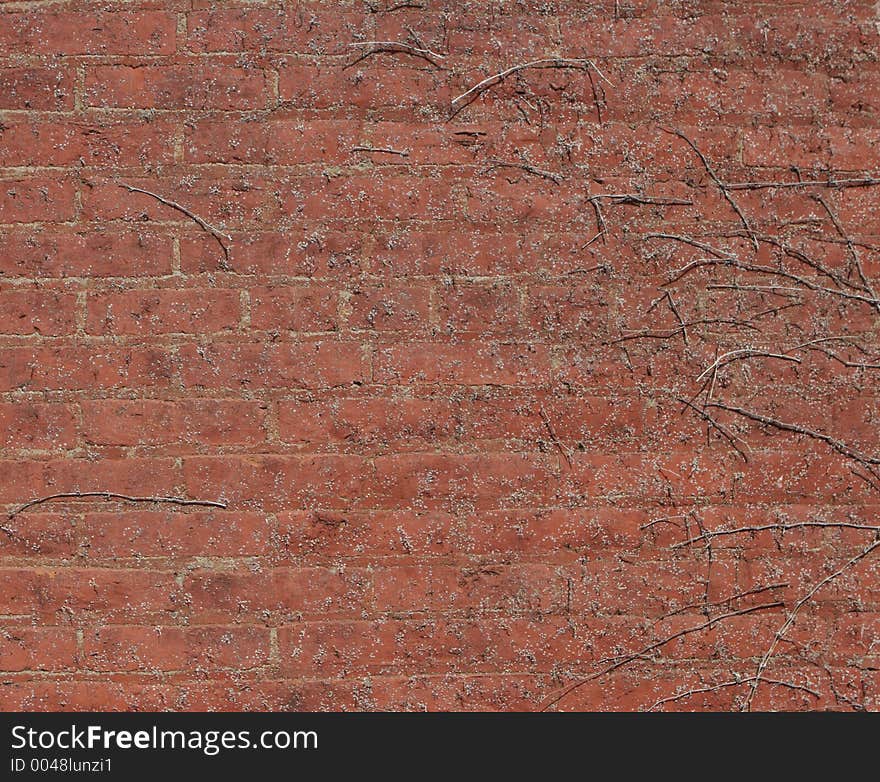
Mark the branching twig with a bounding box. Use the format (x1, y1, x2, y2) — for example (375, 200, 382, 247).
(724, 177, 880, 191)
(706, 402, 880, 467)
(649, 676, 820, 711)
(664, 256, 880, 307)
(659, 583, 789, 620)
(695, 348, 801, 382)
(537, 601, 783, 711)
(663, 128, 758, 251)
(743, 537, 880, 710)
(645, 233, 734, 259)
(677, 397, 750, 461)
(589, 193, 694, 207)
(812, 193, 880, 313)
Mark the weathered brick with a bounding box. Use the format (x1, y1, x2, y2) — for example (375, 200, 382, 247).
(86, 289, 240, 335)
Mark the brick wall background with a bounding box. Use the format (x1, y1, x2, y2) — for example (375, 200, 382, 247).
(2, 0, 880, 711)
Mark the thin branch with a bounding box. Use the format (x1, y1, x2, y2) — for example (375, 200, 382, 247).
(369, 1, 426, 11)
(345, 41, 445, 69)
(812, 194, 880, 313)
(677, 397, 750, 461)
(706, 402, 880, 466)
(536, 601, 783, 711)
(9, 491, 228, 519)
(673, 520, 880, 549)
(645, 233, 734, 259)
(649, 676, 820, 711)
(485, 159, 563, 184)
(741, 231, 863, 293)
(351, 145, 410, 157)
(118, 183, 231, 265)
(724, 177, 880, 191)
(664, 256, 880, 307)
(539, 406, 573, 467)
(579, 230, 605, 250)
(663, 128, 758, 251)
(451, 58, 610, 109)
(641, 515, 688, 531)
(659, 583, 789, 620)
(743, 537, 880, 710)
(696, 348, 801, 382)
(588, 196, 607, 236)
(589, 193, 694, 207)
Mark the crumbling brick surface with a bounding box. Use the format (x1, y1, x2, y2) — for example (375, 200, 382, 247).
(2, 1, 879, 711)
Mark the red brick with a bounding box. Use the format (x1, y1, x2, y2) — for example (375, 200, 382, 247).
(85, 65, 268, 110)
(0, 457, 179, 505)
(182, 454, 372, 510)
(180, 230, 364, 277)
(0, 346, 172, 392)
(186, 9, 367, 54)
(374, 341, 551, 385)
(345, 284, 432, 332)
(0, 628, 78, 672)
(0, 178, 76, 224)
(81, 399, 266, 447)
(0, 514, 76, 558)
(249, 285, 338, 332)
(0, 402, 77, 451)
(0, 67, 73, 110)
(78, 510, 272, 560)
(0, 568, 181, 622)
(184, 567, 372, 621)
(0, 120, 177, 168)
(81, 176, 277, 228)
(86, 289, 240, 335)
(0, 290, 77, 336)
(0, 229, 173, 278)
(371, 453, 559, 510)
(83, 626, 270, 672)
(278, 62, 453, 116)
(277, 616, 580, 677)
(436, 281, 520, 335)
(370, 563, 568, 614)
(0, 11, 176, 56)
(178, 340, 368, 389)
(276, 397, 456, 450)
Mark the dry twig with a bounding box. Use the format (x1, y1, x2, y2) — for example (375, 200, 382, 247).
(345, 41, 445, 69)
(649, 675, 820, 711)
(706, 402, 880, 468)
(9, 491, 228, 519)
(673, 520, 880, 549)
(484, 159, 563, 184)
(451, 58, 610, 111)
(351, 145, 410, 157)
(724, 176, 880, 191)
(537, 601, 783, 711)
(662, 128, 758, 251)
(539, 406, 573, 467)
(119, 183, 231, 265)
(743, 537, 880, 710)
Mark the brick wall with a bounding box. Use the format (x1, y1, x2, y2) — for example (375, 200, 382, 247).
(2, 0, 879, 711)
